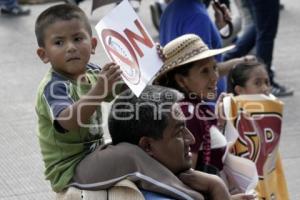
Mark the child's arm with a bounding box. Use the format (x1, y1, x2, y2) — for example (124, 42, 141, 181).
(58, 62, 121, 131)
(217, 55, 256, 76)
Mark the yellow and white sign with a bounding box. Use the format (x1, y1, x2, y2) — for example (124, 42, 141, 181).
(225, 94, 289, 200)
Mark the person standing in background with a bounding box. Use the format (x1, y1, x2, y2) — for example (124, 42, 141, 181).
(0, 0, 30, 16)
(246, 0, 293, 97)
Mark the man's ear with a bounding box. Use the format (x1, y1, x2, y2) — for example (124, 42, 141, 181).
(37, 48, 49, 63)
(174, 74, 187, 90)
(234, 85, 244, 95)
(91, 37, 97, 54)
(138, 137, 155, 156)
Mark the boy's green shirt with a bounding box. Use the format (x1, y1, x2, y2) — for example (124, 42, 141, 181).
(35, 64, 112, 192)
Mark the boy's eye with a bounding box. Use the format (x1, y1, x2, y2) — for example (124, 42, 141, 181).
(54, 40, 63, 46)
(74, 36, 83, 42)
(74, 37, 83, 42)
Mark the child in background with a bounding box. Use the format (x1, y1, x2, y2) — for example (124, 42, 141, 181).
(227, 59, 270, 96)
(227, 60, 290, 199)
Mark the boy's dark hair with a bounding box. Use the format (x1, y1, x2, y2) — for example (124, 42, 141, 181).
(35, 4, 92, 47)
(227, 59, 266, 95)
(108, 85, 183, 145)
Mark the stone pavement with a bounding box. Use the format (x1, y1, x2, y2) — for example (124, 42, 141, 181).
(0, 0, 299, 199)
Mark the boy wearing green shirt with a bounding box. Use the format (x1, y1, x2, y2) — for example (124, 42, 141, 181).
(34, 4, 121, 192)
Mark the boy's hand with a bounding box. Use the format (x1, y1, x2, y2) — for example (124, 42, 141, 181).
(57, 63, 122, 131)
(98, 62, 122, 94)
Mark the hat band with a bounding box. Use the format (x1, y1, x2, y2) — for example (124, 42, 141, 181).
(164, 46, 208, 69)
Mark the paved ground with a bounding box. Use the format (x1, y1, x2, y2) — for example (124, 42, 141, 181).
(0, 0, 299, 199)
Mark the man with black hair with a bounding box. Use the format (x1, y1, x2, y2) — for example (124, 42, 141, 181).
(72, 85, 233, 200)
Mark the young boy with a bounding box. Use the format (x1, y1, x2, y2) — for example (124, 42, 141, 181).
(34, 4, 121, 193)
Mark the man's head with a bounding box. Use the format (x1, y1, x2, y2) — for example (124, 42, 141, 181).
(35, 4, 97, 80)
(108, 85, 195, 174)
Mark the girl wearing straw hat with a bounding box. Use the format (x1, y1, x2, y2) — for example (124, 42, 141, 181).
(154, 34, 258, 200)
(153, 34, 253, 199)
(154, 33, 233, 173)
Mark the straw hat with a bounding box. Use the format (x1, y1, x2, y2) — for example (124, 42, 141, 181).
(154, 34, 235, 84)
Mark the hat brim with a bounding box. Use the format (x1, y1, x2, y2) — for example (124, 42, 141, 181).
(154, 45, 235, 84)
(178, 45, 235, 67)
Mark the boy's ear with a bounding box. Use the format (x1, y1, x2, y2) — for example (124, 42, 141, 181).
(234, 85, 244, 95)
(37, 48, 49, 63)
(138, 137, 155, 156)
(91, 37, 97, 54)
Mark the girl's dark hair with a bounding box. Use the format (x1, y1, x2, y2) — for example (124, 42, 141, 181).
(157, 62, 194, 96)
(227, 59, 266, 95)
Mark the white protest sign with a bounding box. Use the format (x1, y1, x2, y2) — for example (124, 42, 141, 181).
(95, 0, 163, 96)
